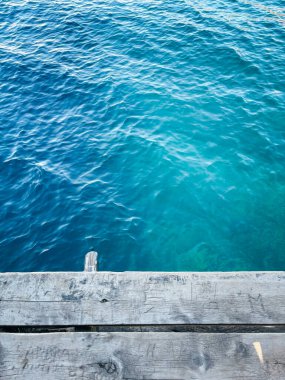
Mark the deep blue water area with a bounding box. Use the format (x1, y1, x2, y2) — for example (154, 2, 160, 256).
(0, 0, 285, 272)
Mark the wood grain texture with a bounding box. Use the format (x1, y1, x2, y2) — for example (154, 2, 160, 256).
(84, 252, 98, 272)
(0, 272, 284, 325)
(0, 332, 284, 379)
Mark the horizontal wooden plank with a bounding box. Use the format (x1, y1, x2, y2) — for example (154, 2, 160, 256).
(0, 272, 284, 325)
(0, 332, 284, 379)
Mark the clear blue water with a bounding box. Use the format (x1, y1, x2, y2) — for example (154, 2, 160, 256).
(0, 0, 285, 272)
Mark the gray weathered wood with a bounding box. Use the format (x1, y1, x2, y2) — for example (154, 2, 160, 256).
(0, 332, 284, 379)
(0, 272, 284, 325)
(84, 252, 98, 272)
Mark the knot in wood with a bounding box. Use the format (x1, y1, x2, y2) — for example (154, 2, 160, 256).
(98, 361, 117, 374)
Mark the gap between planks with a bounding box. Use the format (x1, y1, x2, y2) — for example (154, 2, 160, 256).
(1, 324, 285, 333)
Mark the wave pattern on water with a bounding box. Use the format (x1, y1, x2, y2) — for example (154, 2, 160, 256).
(0, 0, 285, 271)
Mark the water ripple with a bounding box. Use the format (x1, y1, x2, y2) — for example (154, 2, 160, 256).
(0, 0, 285, 271)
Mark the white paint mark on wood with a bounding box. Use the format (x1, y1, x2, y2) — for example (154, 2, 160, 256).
(253, 341, 264, 364)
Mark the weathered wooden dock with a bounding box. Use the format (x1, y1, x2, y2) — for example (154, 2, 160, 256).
(0, 252, 285, 379)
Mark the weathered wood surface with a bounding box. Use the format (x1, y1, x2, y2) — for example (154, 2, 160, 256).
(0, 272, 284, 326)
(0, 332, 284, 379)
(84, 252, 98, 272)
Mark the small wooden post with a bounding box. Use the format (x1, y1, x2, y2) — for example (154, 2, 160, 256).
(84, 251, 98, 272)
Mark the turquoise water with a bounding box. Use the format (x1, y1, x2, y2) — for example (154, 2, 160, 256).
(0, 0, 285, 272)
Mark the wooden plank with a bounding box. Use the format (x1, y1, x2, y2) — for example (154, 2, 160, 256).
(0, 272, 284, 325)
(84, 252, 98, 272)
(0, 332, 284, 379)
